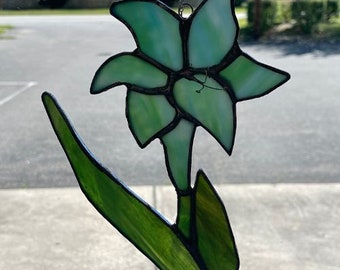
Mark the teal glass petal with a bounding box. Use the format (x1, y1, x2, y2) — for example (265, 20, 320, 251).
(41, 92, 200, 270)
(188, 0, 237, 68)
(111, 1, 183, 71)
(173, 75, 235, 154)
(161, 119, 195, 191)
(127, 91, 176, 147)
(91, 53, 168, 94)
(194, 170, 239, 270)
(219, 54, 290, 101)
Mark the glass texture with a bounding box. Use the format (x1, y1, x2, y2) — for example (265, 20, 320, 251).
(173, 75, 234, 153)
(91, 54, 168, 93)
(188, 0, 237, 68)
(112, 1, 183, 71)
(177, 194, 192, 239)
(195, 171, 239, 270)
(162, 119, 194, 190)
(42, 93, 200, 270)
(127, 91, 176, 146)
(219, 55, 288, 100)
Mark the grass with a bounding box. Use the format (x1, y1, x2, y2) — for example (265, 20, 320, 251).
(0, 9, 109, 16)
(0, 25, 13, 35)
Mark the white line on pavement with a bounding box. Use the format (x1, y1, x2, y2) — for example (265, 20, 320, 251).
(0, 81, 37, 106)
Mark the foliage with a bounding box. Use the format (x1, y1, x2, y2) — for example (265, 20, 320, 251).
(247, 0, 279, 36)
(314, 17, 340, 38)
(292, 0, 339, 34)
(234, 0, 248, 7)
(247, 0, 339, 36)
(42, 92, 240, 270)
(39, 0, 69, 9)
(276, 0, 292, 24)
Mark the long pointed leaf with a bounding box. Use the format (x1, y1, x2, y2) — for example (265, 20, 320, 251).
(41, 92, 200, 270)
(194, 170, 239, 270)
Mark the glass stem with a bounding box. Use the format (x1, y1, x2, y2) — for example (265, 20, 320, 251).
(176, 190, 194, 240)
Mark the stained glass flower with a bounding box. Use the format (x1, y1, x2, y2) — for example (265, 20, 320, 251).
(91, 0, 290, 191)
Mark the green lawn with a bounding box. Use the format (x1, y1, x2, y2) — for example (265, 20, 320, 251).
(0, 9, 109, 16)
(0, 25, 13, 35)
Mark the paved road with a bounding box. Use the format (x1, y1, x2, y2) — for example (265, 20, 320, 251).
(1, 15, 340, 188)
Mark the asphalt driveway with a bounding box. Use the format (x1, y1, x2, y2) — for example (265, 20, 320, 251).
(0, 15, 340, 188)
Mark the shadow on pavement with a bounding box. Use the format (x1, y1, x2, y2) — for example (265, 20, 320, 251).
(242, 39, 340, 56)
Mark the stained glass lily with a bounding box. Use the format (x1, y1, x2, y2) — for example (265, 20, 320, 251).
(42, 0, 290, 267)
(91, 0, 290, 192)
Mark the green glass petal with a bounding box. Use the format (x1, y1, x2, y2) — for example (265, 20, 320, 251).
(91, 54, 168, 94)
(161, 119, 195, 191)
(219, 55, 290, 101)
(194, 170, 239, 270)
(111, 1, 183, 71)
(188, 0, 237, 68)
(41, 92, 200, 270)
(127, 91, 176, 147)
(173, 75, 235, 154)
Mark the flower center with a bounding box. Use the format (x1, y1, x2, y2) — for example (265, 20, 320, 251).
(165, 69, 231, 118)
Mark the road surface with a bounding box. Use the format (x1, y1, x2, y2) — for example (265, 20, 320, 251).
(1, 15, 340, 188)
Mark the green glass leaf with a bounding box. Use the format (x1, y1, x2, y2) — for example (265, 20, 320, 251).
(194, 170, 239, 270)
(161, 119, 195, 191)
(127, 91, 176, 147)
(111, 1, 183, 71)
(188, 0, 237, 68)
(91, 53, 168, 94)
(219, 54, 290, 101)
(173, 75, 235, 154)
(41, 92, 200, 270)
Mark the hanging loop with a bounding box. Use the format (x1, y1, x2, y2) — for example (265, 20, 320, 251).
(178, 0, 194, 18)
